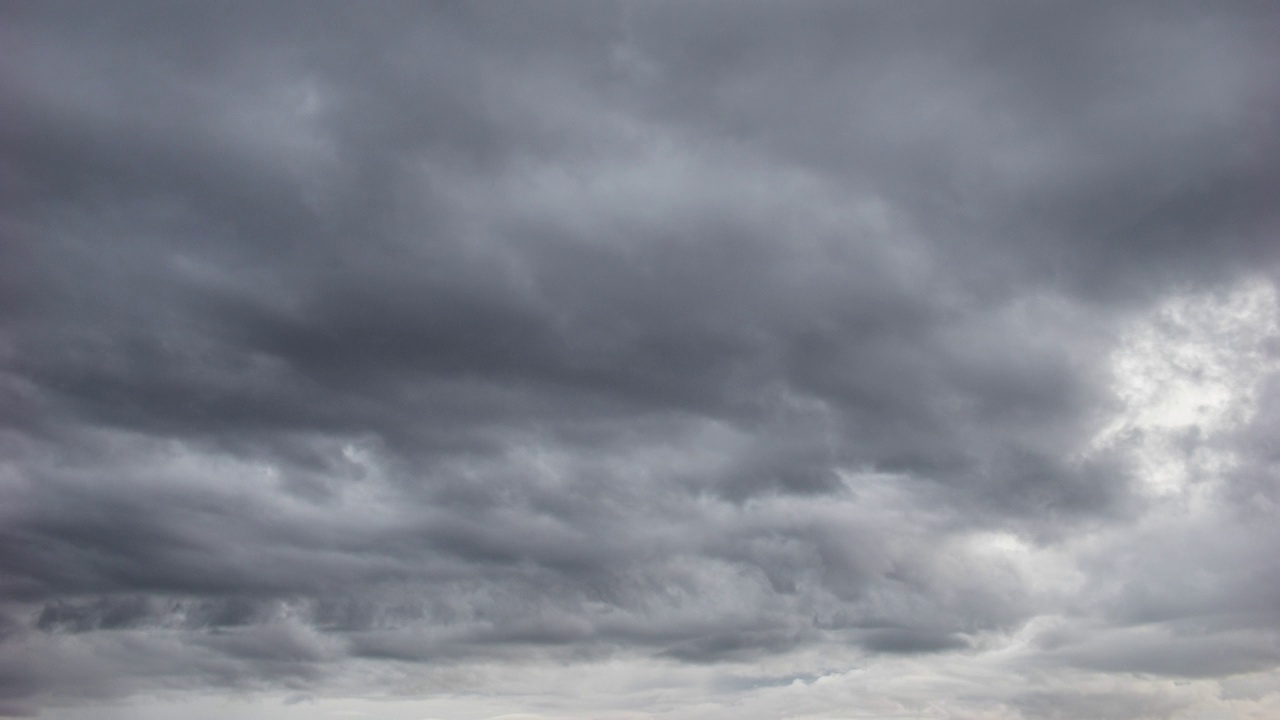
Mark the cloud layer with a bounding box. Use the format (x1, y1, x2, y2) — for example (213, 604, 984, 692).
(2, 2, 1279, 718)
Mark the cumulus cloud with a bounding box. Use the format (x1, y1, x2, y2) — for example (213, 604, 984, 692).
(2, 2, 1278, 718)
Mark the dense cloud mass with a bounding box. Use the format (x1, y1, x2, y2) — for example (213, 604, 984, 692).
(2, 2, 1279, 718)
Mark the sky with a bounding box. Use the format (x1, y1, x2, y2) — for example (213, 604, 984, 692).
(1, 1, 1279, 718)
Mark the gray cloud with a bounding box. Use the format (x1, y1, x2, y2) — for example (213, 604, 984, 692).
(2, 1, 1278, 717)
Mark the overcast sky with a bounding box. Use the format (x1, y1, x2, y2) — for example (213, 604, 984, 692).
(2, 2, 1279, 718)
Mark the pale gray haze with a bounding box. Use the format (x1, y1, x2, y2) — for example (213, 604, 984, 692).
(2, 2, 1279, 718)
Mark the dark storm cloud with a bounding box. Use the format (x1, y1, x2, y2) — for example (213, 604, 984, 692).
(2, 1, 1278, 716)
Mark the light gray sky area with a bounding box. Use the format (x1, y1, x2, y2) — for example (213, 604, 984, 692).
(2, 2, 1279, 718)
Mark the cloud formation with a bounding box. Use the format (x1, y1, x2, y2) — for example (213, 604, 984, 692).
(2, 2, 1279, 718)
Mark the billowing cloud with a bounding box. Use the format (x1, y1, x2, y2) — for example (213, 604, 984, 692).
(2, 2, 1278, 718)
